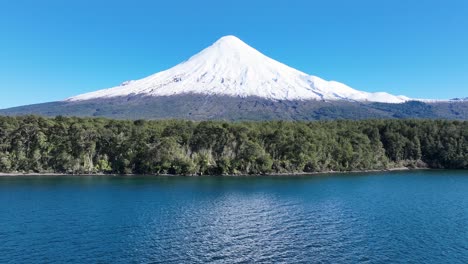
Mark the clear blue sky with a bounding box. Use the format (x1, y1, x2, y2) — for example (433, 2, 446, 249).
(1, 0, 467, 108)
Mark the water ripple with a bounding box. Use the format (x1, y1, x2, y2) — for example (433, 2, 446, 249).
(0, 172, 467, 263)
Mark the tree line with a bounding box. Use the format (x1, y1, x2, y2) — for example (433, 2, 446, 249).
(0, 116, 466, 175)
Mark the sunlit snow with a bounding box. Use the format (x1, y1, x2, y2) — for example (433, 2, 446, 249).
(67, 35, 410, 103)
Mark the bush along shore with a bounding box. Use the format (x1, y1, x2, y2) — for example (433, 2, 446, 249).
(0, 116, 466, 175)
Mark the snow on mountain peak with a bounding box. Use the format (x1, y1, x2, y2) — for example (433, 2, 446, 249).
(66, 35, 410, 103)
(213, 35, 249, 48)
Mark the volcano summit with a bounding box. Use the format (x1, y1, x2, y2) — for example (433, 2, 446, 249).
(1, 36, 467, 120)
(67, 35, 409, 103)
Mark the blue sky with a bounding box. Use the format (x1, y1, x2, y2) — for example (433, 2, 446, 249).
(1, 0, 467, 108)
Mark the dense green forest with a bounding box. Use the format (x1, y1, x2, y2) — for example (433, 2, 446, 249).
(0, 116, 466, 175)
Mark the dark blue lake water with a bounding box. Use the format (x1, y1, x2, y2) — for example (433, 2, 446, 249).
(0, 171, 467, 263)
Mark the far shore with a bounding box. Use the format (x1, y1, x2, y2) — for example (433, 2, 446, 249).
(0, 167, 437, 177)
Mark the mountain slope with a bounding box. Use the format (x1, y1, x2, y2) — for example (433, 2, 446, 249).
(2, 95, 468, 120)
(67, 35, 409, 103)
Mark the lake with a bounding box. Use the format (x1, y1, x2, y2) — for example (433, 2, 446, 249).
(0, 171, 467, 263)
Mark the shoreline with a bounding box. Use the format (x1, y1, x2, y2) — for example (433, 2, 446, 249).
(0, 167, 437, 177)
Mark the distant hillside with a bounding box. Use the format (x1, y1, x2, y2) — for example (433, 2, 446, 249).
(1, 95, 467, 120)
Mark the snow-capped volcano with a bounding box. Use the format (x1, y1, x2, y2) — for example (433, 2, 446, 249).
(67, 35, 410, 103)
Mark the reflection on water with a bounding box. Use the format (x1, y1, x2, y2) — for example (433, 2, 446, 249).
(0, 171, 467, 263)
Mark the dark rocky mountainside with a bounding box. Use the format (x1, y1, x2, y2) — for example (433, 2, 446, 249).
(1, 94, 467, 120)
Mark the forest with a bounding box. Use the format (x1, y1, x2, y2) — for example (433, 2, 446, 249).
(0, 116, 466, 175)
